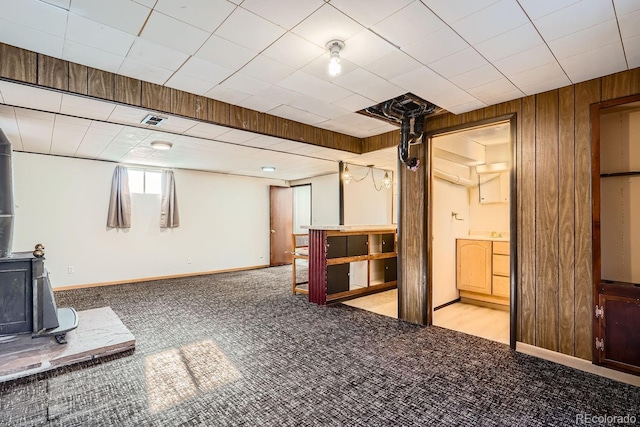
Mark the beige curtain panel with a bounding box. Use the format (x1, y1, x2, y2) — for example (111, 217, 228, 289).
(160, 170, 179, 228)
(107, 165, 131, 228)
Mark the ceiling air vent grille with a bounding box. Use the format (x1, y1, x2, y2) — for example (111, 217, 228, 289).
(141, 114, 167, 126)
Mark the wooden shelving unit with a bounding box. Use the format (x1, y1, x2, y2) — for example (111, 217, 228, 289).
(305, 226, 397, 305)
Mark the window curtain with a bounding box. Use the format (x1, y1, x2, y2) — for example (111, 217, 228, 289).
(160, 170, 179, 228)
(106, 165, 131, 228)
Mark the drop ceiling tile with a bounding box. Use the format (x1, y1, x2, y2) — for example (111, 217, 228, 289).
(238, 55, 296, 84)
(452, 0, 529, 44)
(256, 86, 302, 105)
(289, 96, 350, 119)
(133, 0, 156, 7)
(51, 126, 86, 156)
(70, 0, 150, 35)
(403, 26, 469, 65)
(0, 83, 62, 112)
(220, 73, 271, 95)
(625, 34, 640, 68)
(533, 0, 616, 41)
(372, 1, 445, 48)
(615, 0, 640, 15)
(1, 0, 68, 38)
(215, 8, 286, 52)
(62, 40, 125, 73)
(517, 73, 573, 96)
(428, 48, 488, 78)
(118, 58, 173, 85)
(41, 0, 70, 9)
(291, 4, 363, 48)
(330, 0, 412, 28)
(518, 0, 581, 20)
(363, 50, 423, 81)
(108, 105, 153, 126)
(341, 30, 397, 67)
(195, 34, 258, 69)
(216, 129, 260, 144)
(421, 0, 500, 23)
(178, 56, 234, 84)
(205, 85, 252, 105)
(240, 0, 324, 30)
(153, 116, 197, 134)
(493, 44, 556, 76)
(277, 71, 353, 103)
(66, 13, 136, 56)
(442, 99, 487, 115)
(391, 65, 451, 98)
(165, 73, 217, 96)
(332, 68, 405, 102)
(127, 38, 190, 71)
(467, 77, 522, 100)
(428, 89, 480, 111)
(449, 64, 503, 90)
(14, 107, 57, 121)
(475, 87, 525, 106)
(508, 61, 570, 91)
(300, 55, 359, 82)
(332, 93, 376, 112)
(316, 118, 362, 136)
(548, 19, 620, 60)
(0, 19, 64, 58)
(16, 118, 54, 154)
(474, 23, 544, 62)
(262, 33, 325, 69)
(141, 11, 211, 55)
(236, 96, 281, 113)
(154, 0, 236, 32)
(87, 121, 125, 137)
(60, 94, 117, 120)
(268, 105, 327, 125)
(619, 8, 640, 39)
(560, 41, 627, 83)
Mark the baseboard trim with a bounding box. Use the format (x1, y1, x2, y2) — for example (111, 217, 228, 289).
(53, 264, 270, 291)
(516, 342, 640, 387)
(434, 298, 460, 311)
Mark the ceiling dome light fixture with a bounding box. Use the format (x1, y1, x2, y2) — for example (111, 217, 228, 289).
(326, 40, 345, 76)
(150, 141, 173, 150)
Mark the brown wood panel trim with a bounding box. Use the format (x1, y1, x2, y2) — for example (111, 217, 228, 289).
(141, 82, 170, 112)
(601, 71, 636, 101)
(558, 85, 576, 356)
(230, 105, 263, 133)
(37, 55, 68, 91)
(194, 95, 208, 120)
(207, 98, 230, 125)
(87, 68, 114, 100)
(0, 43, 37, 83)
(114, 75, 142, 106)
(68, 63, 88, 95)
(574, 78, 601, 361)
(170, 89, 196, 118)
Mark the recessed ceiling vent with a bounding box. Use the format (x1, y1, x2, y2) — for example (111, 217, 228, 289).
(141, 114, 167, 126)
(358, 93, 442, 126)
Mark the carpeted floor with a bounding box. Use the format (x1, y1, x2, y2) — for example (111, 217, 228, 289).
(1, 266, 638, 426)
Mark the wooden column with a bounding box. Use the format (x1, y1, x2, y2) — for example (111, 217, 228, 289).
(308, 229, 327, 305)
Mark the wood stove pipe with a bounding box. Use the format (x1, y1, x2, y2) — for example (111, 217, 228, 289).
(0, 129, 14, 258)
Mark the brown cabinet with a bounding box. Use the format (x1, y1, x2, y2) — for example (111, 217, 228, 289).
(456, 239, 510, 307)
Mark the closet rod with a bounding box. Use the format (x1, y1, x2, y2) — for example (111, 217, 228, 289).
(600, 171, 640, 178)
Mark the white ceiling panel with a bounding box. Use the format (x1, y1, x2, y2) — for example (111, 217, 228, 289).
(240, 0, 324, 30)
(66, 14, 136, 56)
(474, 23, 544, 62)
(421, 0, 500, 24)
(291, 3, 363, 48)
(332, 68, 405, 103)
(165, 73, 217, 96)
(141, 11, 211, 55)
(372, 1, 445, 48)
(340, 30, 397, 67)
(41, 0, 70, 9)
(107, 105, 152, 126)
(428, 48, 488, 78)
(256, 86, 302, 105)
(451, 0, 529, 44)
(60, 94, 117, 120)
(533, 0, 616, 42)
(268, 105, 327, 125)
(508, 62, 571, 95)
(560, 41, 628, 83)
(330, 0, 412, 28)
(493, 44, 557, 76)
(547, 19, 621, 60)
(450, 64, 503, 91)
(220, 73, 271, 95)
(0, 82, 62, 113)
(204, 85, 252, 105)
(126, 38, 190, 71)
(517, 0, 581, 20)
(363, 50, 423, 81)
(262, 33, 326, 69)
(301, 55, 359, 82)
(154, 0, 236, 32)
(625, 34, 640, 68)
(62, 40, 125, 74)
(618, 8, 640, 39)
(214, 8, 286, 52)
(235, 96, 281, 113)
(238, 55, 296, 84)
(1, 0, 68, 38)
(446, 99, 488, 115)
(70, 0, 150, 35)
(289, 96, 351, 120)
(195, 35, 258, 70)
(277, 71, 353, 103)
(467, 78, 523, 103)
(403, 26, 470, 65)
(177, 57, 234, 84)
(332, 94, 376, 112)
(51, 126, 86, 156)
(615, 0, 640, 15)
(118, 58, 173, 85)
(16, 115, 54, 154)
(0, 19, 64, 59)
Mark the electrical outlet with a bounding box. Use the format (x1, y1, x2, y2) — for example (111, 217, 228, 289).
(187, 257, 192, 264)
(68, 266, 75, 274)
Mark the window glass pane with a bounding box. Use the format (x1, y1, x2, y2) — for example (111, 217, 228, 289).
(145, 171, 162, 195)
(128, 169, 144, 193)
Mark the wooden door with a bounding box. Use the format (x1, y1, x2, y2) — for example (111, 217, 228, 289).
(270, 186, 293, 266)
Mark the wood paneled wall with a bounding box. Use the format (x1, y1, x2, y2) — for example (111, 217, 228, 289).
(0, 43, 361, 153)
(398, 68, 640, 360)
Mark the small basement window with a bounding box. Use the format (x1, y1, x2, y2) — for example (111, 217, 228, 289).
(128, 169, 161, 194)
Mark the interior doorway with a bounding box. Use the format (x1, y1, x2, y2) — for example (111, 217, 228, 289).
(428, 118, 516, 346)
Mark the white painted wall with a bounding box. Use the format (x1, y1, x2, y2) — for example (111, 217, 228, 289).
(12, 152, 285, 288)
(600, 110, 640, 282)
(292, 184, 311, 234)
(290, 173, 339, 226)
(343, 164, 393, 225)
(432, 178, 470, 307)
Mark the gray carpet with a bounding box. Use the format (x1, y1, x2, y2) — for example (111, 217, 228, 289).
(1, 266, 638, 426)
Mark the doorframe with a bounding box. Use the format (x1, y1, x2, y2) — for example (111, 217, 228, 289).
(590, 93, 640, 363)
(425, 114, 518, 349)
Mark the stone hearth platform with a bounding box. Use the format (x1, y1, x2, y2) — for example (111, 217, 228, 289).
(0, 306, 135, 382)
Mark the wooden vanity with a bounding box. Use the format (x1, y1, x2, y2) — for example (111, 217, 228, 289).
(456, 238, 510, 308)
